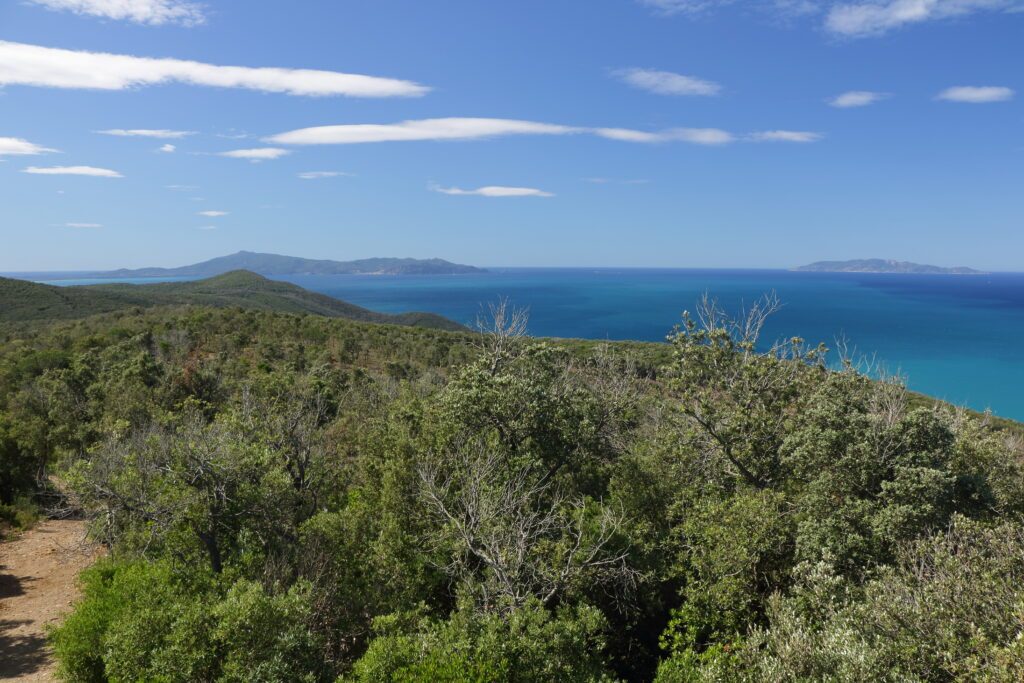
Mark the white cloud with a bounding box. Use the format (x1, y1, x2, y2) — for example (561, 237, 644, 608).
(825, 0, 1017, 37)
(158, 143, 176, 153)
(613, 68, 721, 96)
(269, 118, 577, 145)
(28, 0, 205, 26)
(98, 128, 195, 138)
(297, 171, 351, 179)
(749, 130, 823, 142)
(431, 184, 554, 198)
(64, 222, 102, 228)
(595, 127, 735, 144)
(219, 147, 290, 161)
(269, 117, 741, 147)
(0, 40, 430, 97)
(937, 85, 1014, 103)
(829, 90, 888, 107)
(165, 184, 197, 190)
(197, 210, 228, 216)
(197, 225, 217, 231)
(23, 165, 122, 177)
(0, 137, 57, 155)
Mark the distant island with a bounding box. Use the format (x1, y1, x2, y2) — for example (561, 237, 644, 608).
(794, 259, 985, 275)
(52, 251, 484, 280)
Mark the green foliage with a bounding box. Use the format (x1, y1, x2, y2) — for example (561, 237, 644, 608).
(51, 559, 325, 683)
(349, 600, 613, 682)
(0, 271, 465, 330)
(0, 296, 1020, 681)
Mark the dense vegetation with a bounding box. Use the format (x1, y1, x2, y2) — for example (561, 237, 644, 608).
(0, 271, 464, 330)
(1, 295, 1022, 681)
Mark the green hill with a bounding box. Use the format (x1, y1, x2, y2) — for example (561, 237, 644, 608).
(0, 270, 466, 331)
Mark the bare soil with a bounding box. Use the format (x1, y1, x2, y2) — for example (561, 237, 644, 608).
(0, 519, 99, 682)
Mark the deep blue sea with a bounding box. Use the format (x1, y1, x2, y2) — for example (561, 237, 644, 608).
(22, 268, 1024, 421)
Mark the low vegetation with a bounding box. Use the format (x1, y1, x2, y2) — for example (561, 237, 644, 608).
(1, 294, 1021, 681)
(0, 270, 464, 331)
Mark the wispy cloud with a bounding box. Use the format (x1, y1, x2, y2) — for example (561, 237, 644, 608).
(219, 147, 290, 161)
(28, 0, 206, 26)
(612, 68, 721, 96)
(825, 0, 1018, 37)
(197, 225, 217, 231)
(0, 137, 57, 155)
(197, 210, 228, 217)
(0, 40, 430, 97)
(158, 143, 176, 153)
(749, 130, 823, 142)
(829, 90, 888, 107)
(63, 222, 102, 228)
(165, 184, 198, 190)
(98, 128, 195, 138)
(269, 117, 748, 147)
(431, 184, 554, 198)
(269, 118, 576, 145)
(937, 85, 1014, 103)
(298, 171, 352, 179)
(595, 127, 735, 144)
(23, 165, 123, 177)
(270, 117, 821, 148)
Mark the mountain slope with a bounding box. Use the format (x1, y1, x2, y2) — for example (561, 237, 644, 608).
(795, 259, 984, 274)
(92, 251, 483, 278)
(0, 271, 466, 331)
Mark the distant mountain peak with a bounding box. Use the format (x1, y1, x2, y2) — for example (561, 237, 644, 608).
(794, 259, 985, 275)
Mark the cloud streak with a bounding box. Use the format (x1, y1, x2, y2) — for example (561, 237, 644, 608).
(268, 117, 813, 147)
(431, 184, 554, 198)
(937, 85, 1014, 102)
(0, 137, 57, 155)
(298, 171, 351, 179)
(749, 130, 823, 142)
(612, 68, 721, 96)
(64, 222, 102, 228)
(269, 118, 576, 145)
(197, 210, 228, 217)
(0, 41, 430, 97)
(219, 147, 290, 160)
(98, 128, 195, 138)
(28, 0, 206, 26)
(23, 165, 122, 177)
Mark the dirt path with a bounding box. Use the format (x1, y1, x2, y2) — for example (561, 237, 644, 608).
(0, 519, 99, 682)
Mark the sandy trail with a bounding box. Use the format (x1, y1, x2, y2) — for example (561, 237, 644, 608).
(0, 519, 99, 682)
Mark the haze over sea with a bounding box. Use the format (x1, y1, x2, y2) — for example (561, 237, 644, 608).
(32, 268, 1024, 421)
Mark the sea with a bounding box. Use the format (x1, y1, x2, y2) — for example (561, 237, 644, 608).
(22, 268, 1024, 422)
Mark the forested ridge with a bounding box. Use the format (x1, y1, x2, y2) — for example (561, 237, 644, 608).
(1, 296, 1022, 682)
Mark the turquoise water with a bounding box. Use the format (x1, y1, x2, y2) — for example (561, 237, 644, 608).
(24, 268, 1024, 420)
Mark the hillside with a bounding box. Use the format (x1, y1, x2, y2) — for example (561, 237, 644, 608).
(795, 258, 984, 274)
(0, 270, 466, 331)
(85, 251, 484, 279)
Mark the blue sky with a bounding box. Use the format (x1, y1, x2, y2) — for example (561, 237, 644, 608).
(0, 0, 1020, 271)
